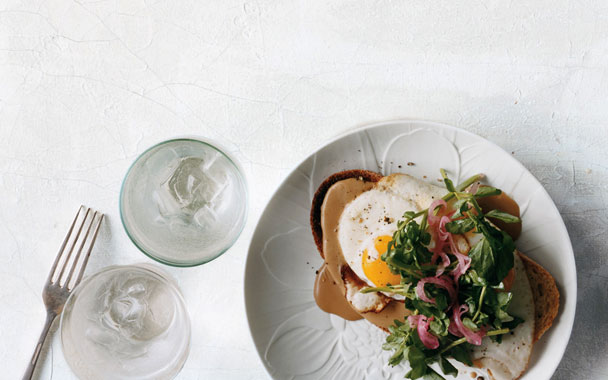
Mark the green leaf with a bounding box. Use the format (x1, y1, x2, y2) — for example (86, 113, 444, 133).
(493, 230, 515, 283)
(445, 218, 475, 234)
(421, 231, 432, 245)
(462, 269, 488, 286)
(423, 367, 446, 380)
(406, 346, 428, 379)
(469, 224, 515, 285)
(383, 219, 437, 282)
(448, 344, 473, 366)
(502, 315, 524, 330)
(494, 308, 513, 323)
(409, 298, 446, 320)
(438, 355, 458, 377)
(469, 237, 494, 280)
(474, 186, 502, 198)
(388, 344, 407, 366)
(429, 317, 449, 337)
(383, 321, 412, 366)
(497, 292, 513, 308)
(485, 209, 521, 223)
(476, 312, 490, 326)
(464, 296, 477, 315)
(462, 317, 478, 331)
(433, 292, 449, 313)
(451, 199, 472, 219)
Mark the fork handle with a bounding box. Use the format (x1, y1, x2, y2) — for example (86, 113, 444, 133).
(23, 312, 57, 380)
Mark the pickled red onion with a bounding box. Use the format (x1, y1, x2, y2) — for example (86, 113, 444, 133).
(449, 304, 486, 345)
(431, 246, 450, 276)
(437, 216, 451, 241)
(416, 276, 457, 307)
(408, 315, 440, 350)
(448, 234, 471, 281)
(427, 199, 448, 226)
(429, 216, 452, 275)
(447, 317, 462, 337)
(427, 196, 470, 280)
(415, 280, 435, 304)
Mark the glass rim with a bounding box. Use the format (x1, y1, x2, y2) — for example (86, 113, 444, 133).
(60, 264, 192, 379)
(119, 137, 249, 268)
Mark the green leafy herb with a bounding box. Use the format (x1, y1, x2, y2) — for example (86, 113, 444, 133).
(445, 218, 475, 234)
(468, 220, 516, 286)
(438, 355, 457, 377)
(406, 346, 428, 379)
(423, 367, 447, 380)
(382, 218, 433, 283)
(363, 170, 524, 380)
(474, 186, 502, 198)
(485, 209, 521, 223)
(447, 345, 472, 366)
(468, 238, 494, 281)
(450, 198, 471, 219)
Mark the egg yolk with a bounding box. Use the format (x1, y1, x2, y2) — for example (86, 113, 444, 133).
(362, 235, 402, 287)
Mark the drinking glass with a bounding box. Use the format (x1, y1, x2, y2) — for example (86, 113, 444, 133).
(60, 264, 191, 380)
(120, 138, 248, 267)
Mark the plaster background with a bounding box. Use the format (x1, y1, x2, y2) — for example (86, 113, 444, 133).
(1, 0, 607, 379)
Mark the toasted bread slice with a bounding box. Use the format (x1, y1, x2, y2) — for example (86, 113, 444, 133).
(310, 169, 382, 257)
(518, 252, 560, 342)
(310, 170, 559, 343)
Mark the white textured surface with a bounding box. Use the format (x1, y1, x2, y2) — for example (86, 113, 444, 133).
(0, 1, 606, 379)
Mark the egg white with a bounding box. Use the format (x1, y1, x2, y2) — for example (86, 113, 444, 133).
(338, 174, 447, 291)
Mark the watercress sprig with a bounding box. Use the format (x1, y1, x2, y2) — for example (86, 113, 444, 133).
(365, 170, 523, 380)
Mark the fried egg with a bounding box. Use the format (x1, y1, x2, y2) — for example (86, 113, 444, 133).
(338, 174, 446, 292)
(336, 173, 535, 380)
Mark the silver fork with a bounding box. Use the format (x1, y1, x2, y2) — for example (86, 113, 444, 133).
(23, 206, 104, 380)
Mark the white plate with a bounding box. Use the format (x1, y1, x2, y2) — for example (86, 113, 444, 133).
(245, 120, 576, 380)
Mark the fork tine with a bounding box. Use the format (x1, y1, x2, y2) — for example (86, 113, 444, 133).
(73, 213, 104, 288)
(54, 207, 91, 284)
(64, 211, 99, 288)
(46, 206, 84, 283)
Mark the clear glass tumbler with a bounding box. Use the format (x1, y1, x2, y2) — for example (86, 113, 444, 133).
(60, 264, 191, 380)
(120, 138, 248, 267)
